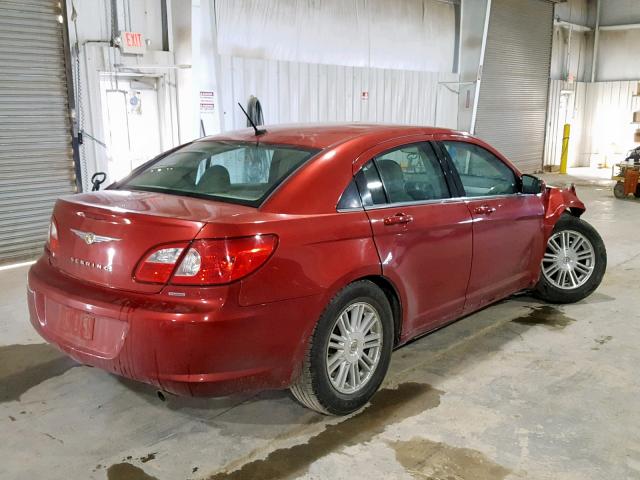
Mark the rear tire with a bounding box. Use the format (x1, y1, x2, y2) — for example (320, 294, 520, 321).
(534, 214, 606, 304)
(290, 280, 393, 415)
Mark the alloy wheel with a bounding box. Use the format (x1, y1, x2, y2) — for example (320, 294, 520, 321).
(542, 230, 596, 290)
(325, 302, 383, 394)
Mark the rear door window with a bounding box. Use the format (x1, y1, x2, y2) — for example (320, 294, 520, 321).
(441, 141, 517, 197)
(119, 141, 319, 206)
(374, 143, 450, 204)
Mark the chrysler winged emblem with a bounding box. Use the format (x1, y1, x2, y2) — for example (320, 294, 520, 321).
(70, 229, 121, 245)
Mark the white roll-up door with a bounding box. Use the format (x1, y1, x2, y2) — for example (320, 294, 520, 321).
(474, 0, 554, 173)
(0, 0, 76, 264)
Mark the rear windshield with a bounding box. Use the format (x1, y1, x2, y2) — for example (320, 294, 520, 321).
(117, 141, 319, 206)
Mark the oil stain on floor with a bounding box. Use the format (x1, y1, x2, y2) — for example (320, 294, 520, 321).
(389, 437, 511, 480)
(106, 463, 159, 480)
(0, 343, 78, 403)
(207, 382, 443, 480)
(511, 305, 575, 330)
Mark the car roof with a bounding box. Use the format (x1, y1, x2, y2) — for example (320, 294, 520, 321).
(197, 123, 464, 150)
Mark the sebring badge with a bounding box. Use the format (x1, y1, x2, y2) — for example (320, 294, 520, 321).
(69, 257, 113, 272)
(70, 228, 121, 245)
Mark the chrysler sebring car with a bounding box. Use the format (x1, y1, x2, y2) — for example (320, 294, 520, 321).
(27, 124, 606, 415)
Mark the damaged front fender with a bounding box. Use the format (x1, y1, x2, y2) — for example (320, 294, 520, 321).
(543, 183, 586, 238)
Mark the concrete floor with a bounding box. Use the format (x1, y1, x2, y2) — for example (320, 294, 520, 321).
(1, 177, 639, 480)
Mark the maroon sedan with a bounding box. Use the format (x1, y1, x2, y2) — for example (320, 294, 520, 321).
(27, 124, 606, 415)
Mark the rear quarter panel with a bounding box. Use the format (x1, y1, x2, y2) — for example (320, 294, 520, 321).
(245, 212, 379, 306)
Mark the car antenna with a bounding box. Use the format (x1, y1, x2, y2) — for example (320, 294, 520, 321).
(237, 102, 267, 136)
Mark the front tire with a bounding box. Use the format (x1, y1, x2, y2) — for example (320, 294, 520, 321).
(290, 280, 393, 415)
(614, 181, 626, 199)
(534, 214, 607, 304)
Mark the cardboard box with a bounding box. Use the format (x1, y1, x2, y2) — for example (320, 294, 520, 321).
(634, 111, 640, 123)
(635, 129, 640, 143)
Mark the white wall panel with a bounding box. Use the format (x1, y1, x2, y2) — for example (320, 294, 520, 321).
(545, 79, 640, 168)
(554, 0, 592, 26)
(581, 81, 640, 165)
(214, 0, 456, 73)
(544, 80, 588, 168)
(218, 56, 459, 132)
(597, 31, 640, 82)
(599, 0, 640, 25)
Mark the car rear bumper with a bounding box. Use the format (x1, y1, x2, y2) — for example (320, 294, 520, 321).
(27, 257, 320, 396)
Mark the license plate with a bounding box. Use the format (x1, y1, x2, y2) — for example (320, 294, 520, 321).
(61, 310, 95, 341)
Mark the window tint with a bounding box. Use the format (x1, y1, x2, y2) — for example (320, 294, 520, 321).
(442, 141, 517, 197)
(359, 161, 387, 206)
(374, 143, 449, 204)
(337, 178, 362, 210)
(120, 141, 318, 206)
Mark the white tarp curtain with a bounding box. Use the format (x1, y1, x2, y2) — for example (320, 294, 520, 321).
(217, 56, 459, 131)
(214, 0, 456, 73)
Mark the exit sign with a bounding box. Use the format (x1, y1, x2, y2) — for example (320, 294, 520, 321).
(120, 31, 146, 55)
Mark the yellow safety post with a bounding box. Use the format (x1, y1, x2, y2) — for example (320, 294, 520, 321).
(560, 123, 571, 174)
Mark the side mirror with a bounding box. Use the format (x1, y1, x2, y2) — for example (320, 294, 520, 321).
(521, 174, 544, 195)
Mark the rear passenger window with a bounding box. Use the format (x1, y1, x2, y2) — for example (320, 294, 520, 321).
(442, 141, 517, 197)
(337, 178, 362, 210)
(374, 143, 449, 204)
(359, 161, 387, 206)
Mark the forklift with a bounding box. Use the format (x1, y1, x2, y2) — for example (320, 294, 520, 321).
(612, 146, 640, 199)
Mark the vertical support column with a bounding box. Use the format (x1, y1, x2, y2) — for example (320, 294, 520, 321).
(590, 0, 601, 83)
(470, 0, 492, 135)
(560, 123, 571, 174)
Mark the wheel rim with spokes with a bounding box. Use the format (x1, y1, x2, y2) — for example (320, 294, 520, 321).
(325, 302, 383, 394)
(542, 230, 596, 290)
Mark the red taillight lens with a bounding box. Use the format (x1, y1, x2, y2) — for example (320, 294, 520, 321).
(133, 235, 278, 286)
(47, 218, 59, 256)
(172, 235, 278, 285)
(134, 243, 189, 284)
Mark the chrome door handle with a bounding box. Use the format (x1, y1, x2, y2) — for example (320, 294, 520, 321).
(383, 213, 414, 225)
(473, 205, 496, 215)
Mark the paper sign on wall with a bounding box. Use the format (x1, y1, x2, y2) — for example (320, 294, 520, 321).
(200, 91, 215, 113)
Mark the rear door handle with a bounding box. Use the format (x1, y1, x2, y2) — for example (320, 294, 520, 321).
(383, 213, 414, 226)
(473, 205, 496, 215)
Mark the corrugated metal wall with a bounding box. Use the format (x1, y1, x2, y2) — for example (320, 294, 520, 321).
(544, 80, 588, 168)
(218, 56, 460, 132)
(581, 81, 640, 164)
(544, 79, 640, 167)
(0, 0, 76, 264)
(474, 0, 554, 173)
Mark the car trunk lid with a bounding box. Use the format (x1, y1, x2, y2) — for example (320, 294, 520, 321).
(49, 190, 253, 294)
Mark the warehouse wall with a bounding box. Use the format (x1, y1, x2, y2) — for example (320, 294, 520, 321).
(67, 0, 460, 187)
(597, 31, 640, 82)
(218, 56, 459, 131)
(215, 0, 456, 73)
(597, 0, 640, 81)
(212, 0, 460, 131)
(546, 0, 640, 169)
(545, 79, 640, 168)
(544, 80, 589, 168)
(551, 0, 640, 82)
(66, 0, 182, 189)
(550, 0, 592, 82)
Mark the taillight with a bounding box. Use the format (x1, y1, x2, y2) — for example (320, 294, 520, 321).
(134, 242, 189, 284)
(47, 218, 59, 256)
(133, 235, 277, 286)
